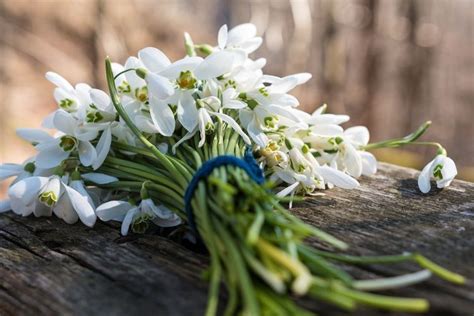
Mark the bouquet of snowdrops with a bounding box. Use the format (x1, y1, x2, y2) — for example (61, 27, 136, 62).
(0, 23, 463, 315)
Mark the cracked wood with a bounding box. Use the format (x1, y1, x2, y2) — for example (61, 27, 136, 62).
(0, 163, 473, 316)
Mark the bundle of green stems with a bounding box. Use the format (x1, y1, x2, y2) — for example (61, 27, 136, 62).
(79, 59, 465, 316)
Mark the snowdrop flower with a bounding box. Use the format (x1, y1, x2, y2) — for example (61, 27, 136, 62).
(418, 155, 457, 193)
(217, 23, 263, 54)
(239, 74, 311, 147)
(0, 161, 36, 183)
(45, 72, 85, 114)
(20, 110, 112, 170)
(172, 95, 250, 151)
(96, 199, 181, 236)
(7, 174, 96, 226)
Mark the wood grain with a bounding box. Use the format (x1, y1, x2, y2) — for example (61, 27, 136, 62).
(0, 163, 473, 316)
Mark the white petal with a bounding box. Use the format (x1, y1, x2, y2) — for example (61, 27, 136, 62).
(0, 164, 24, 181)
(224, 99, 247, 109)
(310, 124, 344, 136)
(78, 141, 97, 167)
(308, 114, 350, 125)
(82, 173, 118, 184)
(217, 24, 228, 49)
(53, 110, 77, 135)
(265, 104, 301, 122)
(65, 185, 96, 227)
(96, 200, 131, 222)
(194, 51, 235, 80)
(42, 111, 56, 129)
(360, 151, 378, 176)
(138, 47, 171, 73)
(39, 176, 62, 198)
(74, 126, 99, 142)
(8, 176, 48, 207)
(92, 127, 112, 169)
(276, 182, 300, 198)
(344, 143, 363, 178)
(52, 192, 79, 224)
(240, 37, 263, 53)
(150, 204, 182, 227)
(45, 71, 74, 93)
(227, 23, 257, 46)
(0, 200, 11, 213)
(35, 142, 70, 169)
(211, 112, 251, 144)
(418, 160, 435, 193)
(69, 180, 95, 207)
(286, 73, 312, 85)
(121, 207, 139, 236)
(316, 166, 359, 189)
(177, 92, 198, 132)
(16, 128, 53, 143)
(90, 89, 111, 110)
(33, 202, 52, 217)
(146, 73, 174, 100)
(172, 130, 197, 153)
(247, 117, 268, 147)
(440, 156, 457, 180)
(149, 98, 175, 136)
(158, 57, 203, 79)
(124, 56, 146, 89)
(345, 126, 370, 146)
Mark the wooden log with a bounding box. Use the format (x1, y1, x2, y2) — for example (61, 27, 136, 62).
(0, 163, 473, 315)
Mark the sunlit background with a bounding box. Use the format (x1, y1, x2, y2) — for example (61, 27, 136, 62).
(0, 0, 473, 197)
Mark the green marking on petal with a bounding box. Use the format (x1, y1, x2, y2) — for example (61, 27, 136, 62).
(205, 122, 215, 135)
(132, 213, 153, 234)
(59, 98, 75, 110)
(258, 87, 269, 97)
(135, 86, 148, 102)
(433, 164, 443, 180)
(177, 70, 197, 89)
(39, 190, 58, 207)
(59, 135, 78, 152)
(24, 162, 36, 173)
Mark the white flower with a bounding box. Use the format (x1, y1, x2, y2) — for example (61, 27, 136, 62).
(7, 175, 96, 226)
(217, 23, 263, 53)
(96, 199, 181, 236)
(172, 95, 251, 151)
(21, 110, 111, 170)
(418, 155, 457, 193)
(0, 162, 33, 183)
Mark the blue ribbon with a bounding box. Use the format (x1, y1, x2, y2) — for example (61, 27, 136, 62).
(184, 147, 264, 237)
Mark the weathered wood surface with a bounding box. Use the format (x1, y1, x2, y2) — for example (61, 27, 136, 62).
(0, 163, 473, 316)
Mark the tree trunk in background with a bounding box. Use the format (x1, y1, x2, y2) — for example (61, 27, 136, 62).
(0, 0, 472, 181)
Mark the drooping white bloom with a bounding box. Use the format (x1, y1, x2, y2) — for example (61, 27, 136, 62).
(21, 109, 111, 170)
(418, 155, 457, 193)
(96, 199, 181, 236)
(217, 23, 263, 53)
(7, 174, 97, 226)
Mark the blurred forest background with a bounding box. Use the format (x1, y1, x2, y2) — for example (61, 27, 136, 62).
(0, 0, 473, 195)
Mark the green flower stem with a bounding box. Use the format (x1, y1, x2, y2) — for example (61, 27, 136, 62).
(105, 58, 188, 189)
(214, 219, 260, 315)
(184, 32, 196, 57)
(306, 248, 465, 285)
(308, 284, 356, 311)
(363, 121, 431, 150)
(103, 157, 184, 195)
(413, 253, 465, 284)
(353, 270, 431, 291)
(113, 68, 136, 80)
(333, 285, 429, 313)
(298, 246, 353, 286)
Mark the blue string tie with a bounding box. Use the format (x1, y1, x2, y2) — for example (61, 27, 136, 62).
(184, 147, 264, 238)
